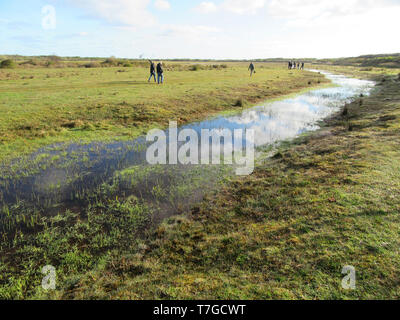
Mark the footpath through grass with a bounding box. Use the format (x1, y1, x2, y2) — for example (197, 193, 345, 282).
(0, 62, 325, 164)
(44, 70, 400, 300)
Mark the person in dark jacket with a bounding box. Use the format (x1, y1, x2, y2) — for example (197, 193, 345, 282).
(157, 62, 164, 84)
(148, 60, 156, 82)
(248, 62, 255, 76)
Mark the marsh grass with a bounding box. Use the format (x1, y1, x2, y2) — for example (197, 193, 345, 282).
(0, 160, 231, 299)
(0, 62, 327, 164)
(26, 71, 400, 300)
(5, 61, 389, 300)
(0, 59, 16, 69)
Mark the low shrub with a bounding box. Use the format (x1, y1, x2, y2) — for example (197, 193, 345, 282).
(83, 62, 101, 68)
(102, 58, 125, 67)
(0, 59, 16, 69)
(190, 64, 201, 71)
(234, 98, 246, 107)
(342, 106, 349, 116)
(20, 59, 38, 66)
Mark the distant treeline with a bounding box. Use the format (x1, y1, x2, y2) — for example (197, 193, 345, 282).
(0, 55, 147, 69)
(0, 55, 230, 71)
(1, 53, 399, 70)
(318, 53, 400, 69)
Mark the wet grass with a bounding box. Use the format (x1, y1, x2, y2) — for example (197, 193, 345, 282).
(0, 162, 231, 299)
(3, 62, 384, 300)
(24, 69, 400, 300)
(0, 62, 326, 165)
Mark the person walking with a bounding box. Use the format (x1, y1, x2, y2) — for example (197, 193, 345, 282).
(248, 62, 255, 77)
(301, 62, 305, 70)
(157, 62, 164, 84)
(148, 60, 156, 82)
(288, 61, 292, 70)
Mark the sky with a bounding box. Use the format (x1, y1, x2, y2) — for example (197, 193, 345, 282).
(0, 0, 400, 59)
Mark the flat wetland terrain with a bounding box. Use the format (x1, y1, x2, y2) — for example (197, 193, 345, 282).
(1, 58, 400, 299)
(0, 61, 325, 163)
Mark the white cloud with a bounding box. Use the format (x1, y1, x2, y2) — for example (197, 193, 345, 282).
(267, 0, 400, 23)
(215, 0, 399, 18)
(154, 0, 171, 11)
(222, 0, 266, 15)
(161, 24, 221, 38)
(195, 2, 218, 14)
(65, 0, 155, 27)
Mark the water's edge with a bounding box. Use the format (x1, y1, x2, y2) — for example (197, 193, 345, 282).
(0, 71, 375, 218)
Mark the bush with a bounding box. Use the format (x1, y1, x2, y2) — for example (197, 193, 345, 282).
(0, 59, 16, 69)
(47, 55, 61, 62)
(342, 106, 348, 116)
(45, 60, 55, 67)
(20, 59, 37, 66)
(102, 57, 125, 67)
(190, 64, 201, 71)
(83, 62, 101, 68)
(45, 55, 62, 67)
(103, 58, 117, 65)
(234, 98, 246, 107)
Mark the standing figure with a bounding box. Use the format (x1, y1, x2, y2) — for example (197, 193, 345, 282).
(157, 62, 164, 84)
(248, 62, 255, 76)
(301, 62, 305, 70)
(288, 61, 292, 70)
(148, 60, 156, 82)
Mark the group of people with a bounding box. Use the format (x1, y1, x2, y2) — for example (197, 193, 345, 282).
(148, 60, 305, 82)
(288, 61, 304, 70)
(249, 61, 306, 77)
(148, 60, 164, 84)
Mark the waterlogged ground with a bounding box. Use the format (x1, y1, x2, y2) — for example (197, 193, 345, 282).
(0, 70, 379, 299)
(0, 63, 325, 163)
(0, 71, 374, 211)
(182, 71, 374, 148)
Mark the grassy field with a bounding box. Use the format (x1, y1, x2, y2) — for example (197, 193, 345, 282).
(1, 57, 400, 299)
(0, 61, 326, 164)
(33, 66, 400, 300)
(0, 59, 330, 299)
